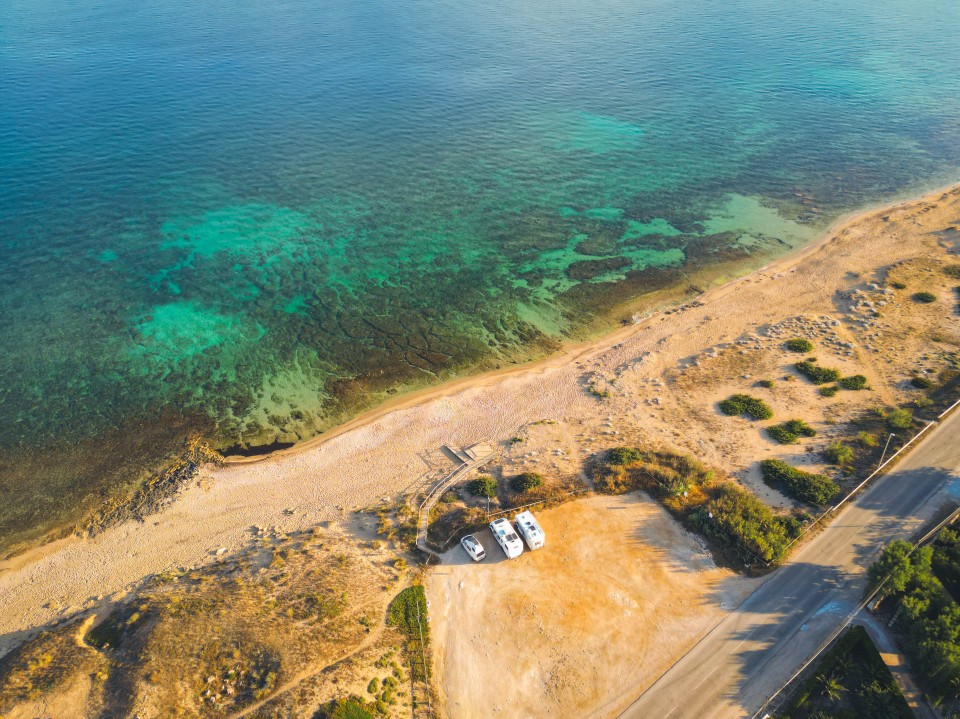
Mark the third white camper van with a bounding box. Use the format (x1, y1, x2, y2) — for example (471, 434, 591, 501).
(489, 517, 524, 559)
(514, 510, 545, 551)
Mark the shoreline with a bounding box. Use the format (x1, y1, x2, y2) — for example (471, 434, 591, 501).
(223, 180, 958, 468)
(1, 180, 959, 663)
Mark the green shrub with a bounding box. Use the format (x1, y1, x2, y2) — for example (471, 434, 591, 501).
(718, 393, 773, 420)
(510, 472, 543, 493)
(757, 379, 775, 389)
(795, 360, 841, 385)
(367, 678, 379, 694)
(910, 376, 933, 389)
(785, 338, 814, 353)
(766, 419, 817, 444)
(944, 265, 960, 279)
(889, 280, 907, 290)
(760, 459, 840, 506)
(886, 408, 914, 431)
(691, 483, 802, 564)
(440, 491, 458, 504)
(593, 464, 633, 494)
(857, 431, 879, 447)
(823, 441, 854, 466)
(466, 476, 497, 498)
(607, 447, 643, 466)
(315, 696, 376, 719)
(912, 291, 937, 303)
(838, 374, 868, 390)
(387, 586, 429, 643)
(819, 385, 839, 397)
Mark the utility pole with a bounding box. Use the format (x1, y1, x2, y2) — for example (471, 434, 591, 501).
(878, 432, 896, 468)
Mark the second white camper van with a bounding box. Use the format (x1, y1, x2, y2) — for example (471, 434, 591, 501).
(514, 510, 545, 550)
(489, 518, 524, 559)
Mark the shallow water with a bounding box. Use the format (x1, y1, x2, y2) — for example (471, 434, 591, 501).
(2, 0, 960, 547)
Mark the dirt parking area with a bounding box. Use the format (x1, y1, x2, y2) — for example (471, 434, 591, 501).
(426, 493, 757, 719)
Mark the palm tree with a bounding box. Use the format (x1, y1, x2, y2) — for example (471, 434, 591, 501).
(818, 673, 846, 703)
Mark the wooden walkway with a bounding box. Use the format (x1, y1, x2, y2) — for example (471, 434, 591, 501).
(415, 442, 498, 556)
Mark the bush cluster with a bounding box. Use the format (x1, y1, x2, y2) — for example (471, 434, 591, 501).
(315, 696, 375, 719)
(607, 447, 643, 466)
(910, 375, 933, 389)
(760, 459, 839, 506)
(510, 472, 543, 493)
(691, 483, 804, 564)
(779, 626, 912, 719)
(466, 476, 497, 498)
(766, 419, 817, 445)
(889, 280, 907, 289)
(819, 385, 839, 397)
(867, 539, 960, 704)
(795, 360, 841, 385)
(912, 291, 937, 303)
(823, 441, 854, 466)
(785, 338, 814, 353)
(595, 448, 803, 566)
(886, 407, 914, 431)
(838, 374, 868, 390)
(944, 265, 960, 280)
(719, 393, 773, 420)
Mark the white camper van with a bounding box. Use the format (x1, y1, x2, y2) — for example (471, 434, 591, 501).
(489, 518, 524, 559)
(514, 510, 545, 551)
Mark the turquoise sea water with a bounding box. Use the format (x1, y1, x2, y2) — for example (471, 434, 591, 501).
(2, 0, 960, 546)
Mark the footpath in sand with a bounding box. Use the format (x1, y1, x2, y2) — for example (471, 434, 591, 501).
(427, 493, 756, 719)
(1, 183, 959, 681)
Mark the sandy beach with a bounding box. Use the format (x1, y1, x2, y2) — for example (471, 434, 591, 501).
(1, 182, 959, 675)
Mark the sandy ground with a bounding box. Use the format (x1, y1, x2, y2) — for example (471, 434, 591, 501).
(426, 493, 757, 719)
(1, 183, 959, 673)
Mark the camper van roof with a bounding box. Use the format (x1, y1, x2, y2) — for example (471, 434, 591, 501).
(490, 517, 521, 543)
(515, 510, 544, 537)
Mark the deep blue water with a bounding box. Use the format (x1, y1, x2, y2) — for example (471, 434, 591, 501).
(1, 0, 959, 546)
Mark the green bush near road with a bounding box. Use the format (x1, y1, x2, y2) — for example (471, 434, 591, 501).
(594, 448, 805, 566)
(760, 459, 839, 506)
(867, 538, 960, 706)
(690, 483, 804, 565)
(778, 626, 912, 719)
(885, 408, 914, 431)
(823, 441, 854, 466)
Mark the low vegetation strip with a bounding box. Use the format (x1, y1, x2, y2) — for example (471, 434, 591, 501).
(760, 459, 840, 507)
(387, 585, 430, 685)
(594, 448, 807, 567)
(778, 625, 913, 719)
(719, 393, 773, 420)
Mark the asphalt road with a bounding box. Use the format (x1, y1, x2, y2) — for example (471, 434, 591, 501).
(620, 410, 960, 719)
